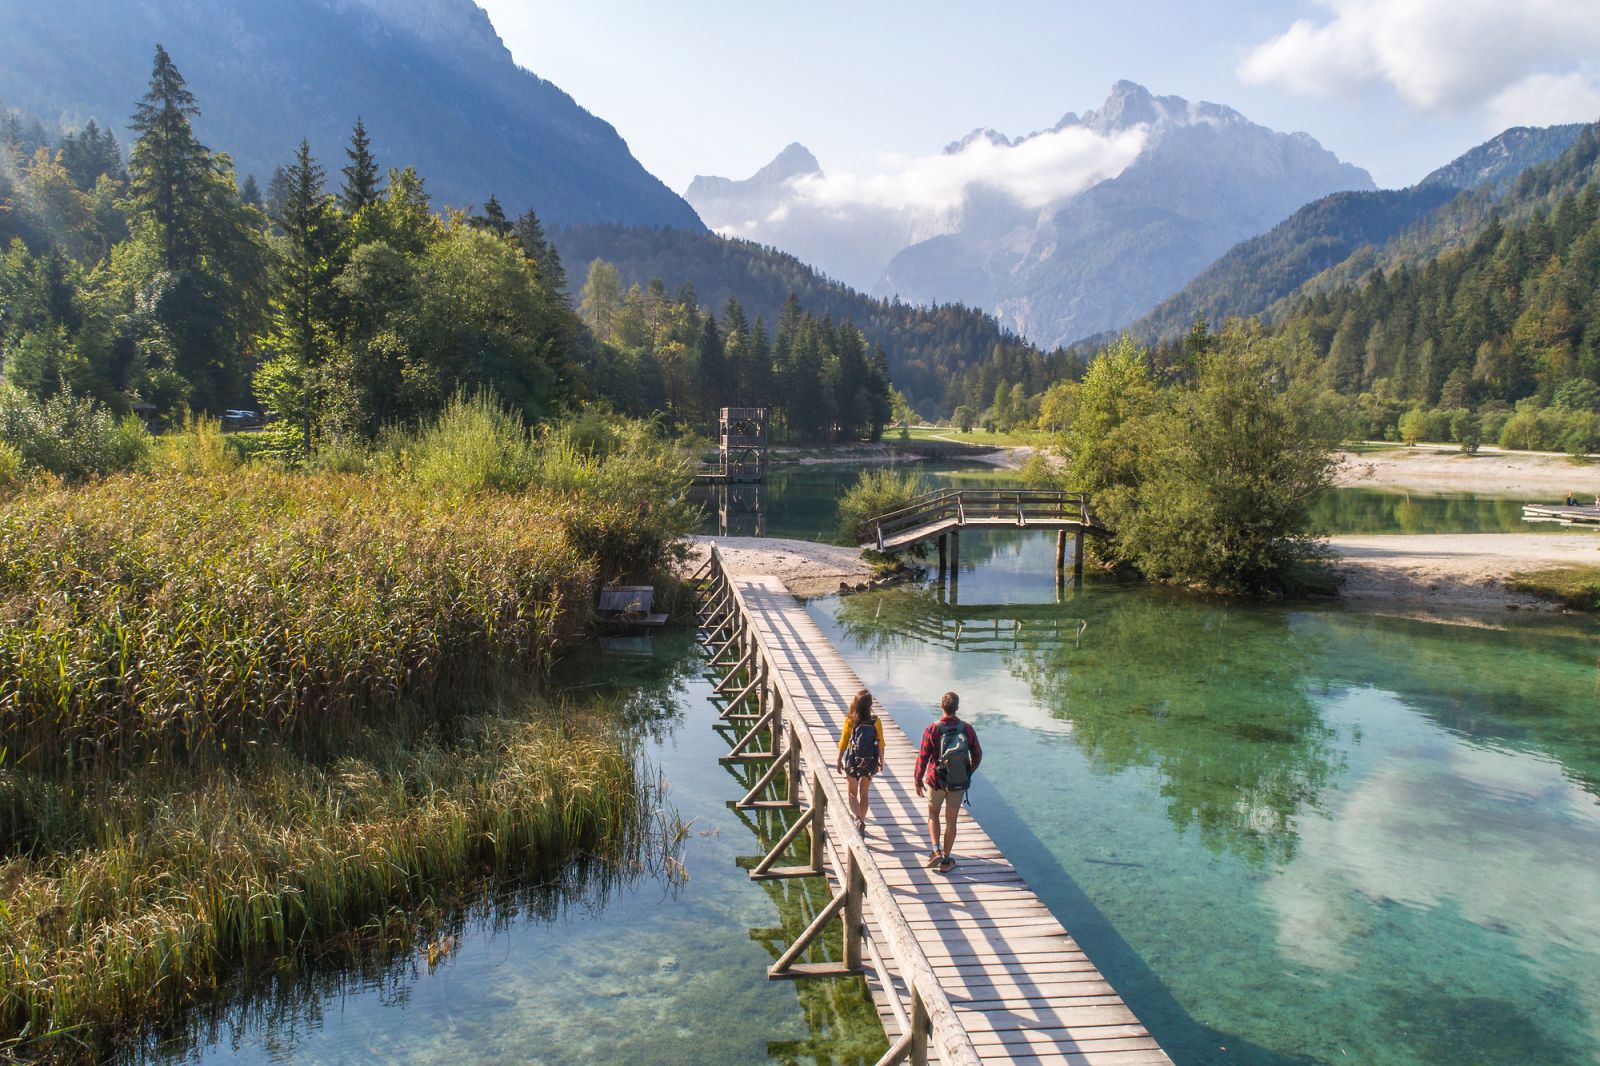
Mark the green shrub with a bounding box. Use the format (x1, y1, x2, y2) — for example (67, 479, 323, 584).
(409, 388, 538, 494)
(0, 385, 151, 479)
(0, 442, 26, 496)
(836, 467, 931, 547)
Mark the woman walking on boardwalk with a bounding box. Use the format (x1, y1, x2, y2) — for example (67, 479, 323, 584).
(836, 688, 886, 833)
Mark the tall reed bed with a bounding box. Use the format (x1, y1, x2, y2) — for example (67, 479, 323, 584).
(0, 399, 699, 1059)
(0, 706, 657, 1058)
(0, 471, 595, 774)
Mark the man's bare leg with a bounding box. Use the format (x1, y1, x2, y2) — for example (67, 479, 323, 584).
(941, 801, 960, 859)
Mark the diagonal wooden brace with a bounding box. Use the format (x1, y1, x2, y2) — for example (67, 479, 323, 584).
(718, 674, 761, 719)
(737, 724, 794, 808)
(720, 702, 777, 762)
(768, 862, 864, 979)
(714, 646, 757, 691)
(750, 803, 819, 879)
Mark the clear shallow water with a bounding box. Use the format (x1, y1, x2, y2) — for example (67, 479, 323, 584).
(147, 467, 1600, 1064)
(811, 532, 1600, 1065)
(140, 632, 886, 1066)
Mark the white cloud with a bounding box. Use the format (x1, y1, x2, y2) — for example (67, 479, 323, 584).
(787, 124, 1148, 216)
(1487, 71, 1600, 131)
(1239, 0, 1600, 115)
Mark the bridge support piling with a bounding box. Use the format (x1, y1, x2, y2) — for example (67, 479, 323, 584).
(1074, 528, 1085, 582)
(1055, 530, 1066, 580)
(937, 534, 947, 577)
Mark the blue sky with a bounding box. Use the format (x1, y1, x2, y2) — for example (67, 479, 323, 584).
(479, 0, 1600, 192)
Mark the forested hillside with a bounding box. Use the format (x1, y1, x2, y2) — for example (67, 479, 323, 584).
(0, 0, 702, 227)
(553, 224, 1068, 415)
(1270, 129, 1600, 448)
(0, 51, 887, 444)
(1127, 124, 1588, 345)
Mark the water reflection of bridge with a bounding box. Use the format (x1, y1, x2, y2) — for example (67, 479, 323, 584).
(864, 601, 1088, 652)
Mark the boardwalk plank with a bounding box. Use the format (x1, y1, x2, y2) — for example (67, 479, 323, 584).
(721, 575, 1169, 1064)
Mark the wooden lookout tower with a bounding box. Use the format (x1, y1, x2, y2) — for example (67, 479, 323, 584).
(717, 406, 769, 483)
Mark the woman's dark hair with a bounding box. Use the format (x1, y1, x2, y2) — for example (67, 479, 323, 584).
(849, 689, 875, 725)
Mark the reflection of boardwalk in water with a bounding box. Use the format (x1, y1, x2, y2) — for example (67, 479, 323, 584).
(700, 553, 1170, 1064)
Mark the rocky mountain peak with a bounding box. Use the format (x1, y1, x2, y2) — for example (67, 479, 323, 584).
(944, 128, 1012, 155)
(758, 142, 822, 182)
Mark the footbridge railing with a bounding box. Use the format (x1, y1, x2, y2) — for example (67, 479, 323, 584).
(866, 489, 1093, 552)
(690, 545, 982, 1066)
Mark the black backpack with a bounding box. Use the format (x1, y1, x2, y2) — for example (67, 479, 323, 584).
(936, 722, 972, 790)
(844, 720, 880, 774)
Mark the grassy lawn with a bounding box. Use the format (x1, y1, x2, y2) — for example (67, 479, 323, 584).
(903, 425, 1053, 448)
(1508, 565, 1600, 611)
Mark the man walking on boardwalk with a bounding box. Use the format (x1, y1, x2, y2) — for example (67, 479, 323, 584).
(914, 692, 981, 873)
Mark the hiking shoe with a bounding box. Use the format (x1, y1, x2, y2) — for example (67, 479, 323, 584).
(855, 818, 866, 833)
(925, 851, 945, 869)
(937, 856, 956, 873)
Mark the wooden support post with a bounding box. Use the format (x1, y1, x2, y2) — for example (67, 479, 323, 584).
(785, 719, 800, 807)
(937, 533, 947, 577)
(1056, 529, 1067, 580)
(910, 988, 929, 1066)
(807, 773, 827, 874)
(1074, 527, 1085, 581)
(843, 850, 864, 972)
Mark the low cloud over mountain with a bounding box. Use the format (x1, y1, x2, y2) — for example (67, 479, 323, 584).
(688, 81, 1372, 348)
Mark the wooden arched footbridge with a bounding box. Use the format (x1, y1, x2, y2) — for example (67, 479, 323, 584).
(863, 490, 1105, 581)
(692, 546, 1170, 1065)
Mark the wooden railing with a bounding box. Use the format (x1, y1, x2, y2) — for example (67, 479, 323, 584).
(692, 546, 982, 1066)
(868, 489, 1092, 550)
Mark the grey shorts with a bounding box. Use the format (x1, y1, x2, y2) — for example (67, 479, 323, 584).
(927, 787, 964, 815)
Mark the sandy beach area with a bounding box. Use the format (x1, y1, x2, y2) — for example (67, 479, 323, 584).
(1336, 446, 1598, 498)
(684, 535, 876, 598)
(1329, 532, 1600, 612)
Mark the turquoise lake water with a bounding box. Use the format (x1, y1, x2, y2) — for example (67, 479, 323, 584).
(693, 464, 1576, 539)
(814, 533, 1600, 1065)
(152, 465, 1600, 1064)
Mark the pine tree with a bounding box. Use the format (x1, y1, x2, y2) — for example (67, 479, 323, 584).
(697, 313, 725, 424)
(128, 45, 210, 271)
(339, 117, 381, 214)
(60, 120, 123, 191)
(261, 139, 344, 453)
(239, 173, 262, 208)
(513, 207, 567, 298)
(471, 194, 512, 236)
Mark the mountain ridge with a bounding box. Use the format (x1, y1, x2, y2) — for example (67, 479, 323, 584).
(686, 81, 1373, 350)
(0, 0, 704, 228)
(1117, 121, 1592, 346)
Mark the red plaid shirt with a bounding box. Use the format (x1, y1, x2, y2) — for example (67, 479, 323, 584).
(914, 717, 981, 789)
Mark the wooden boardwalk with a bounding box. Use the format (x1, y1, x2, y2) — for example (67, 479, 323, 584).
(1524, 502, 1600, 527)
(715, 568, 1170, 1065)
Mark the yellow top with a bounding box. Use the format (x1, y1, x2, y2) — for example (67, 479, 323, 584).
(838, 714, 886, 755)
